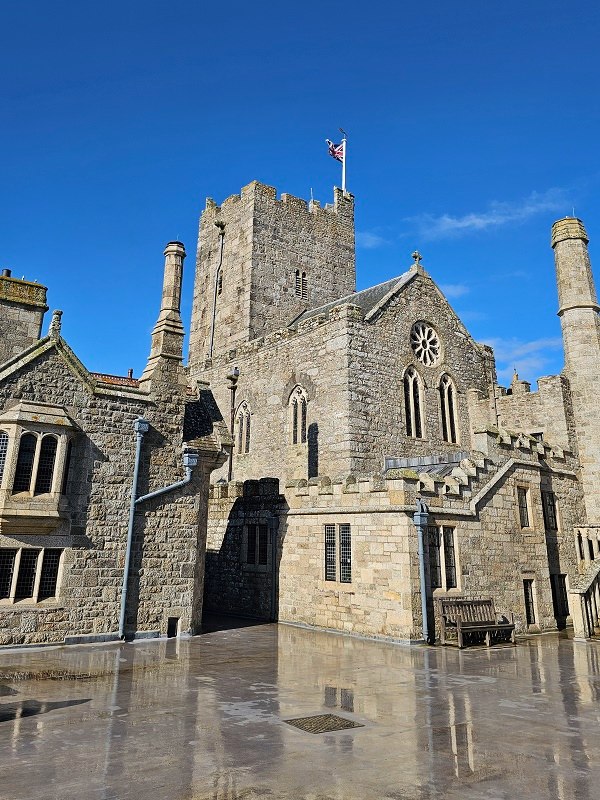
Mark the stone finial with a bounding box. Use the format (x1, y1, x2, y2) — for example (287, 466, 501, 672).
(551, 217, 589, 248)
(49, 309, 63, 340)
(412, 251, 423, 266)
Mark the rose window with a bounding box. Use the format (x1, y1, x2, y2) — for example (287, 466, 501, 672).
(410, 322, 440, 366)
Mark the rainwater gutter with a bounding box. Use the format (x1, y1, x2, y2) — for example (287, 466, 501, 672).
(119, 418, 199, 640)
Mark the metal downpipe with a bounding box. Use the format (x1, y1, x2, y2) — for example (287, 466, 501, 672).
(119, 418, 149, 640)
(413, 498, 431, 644)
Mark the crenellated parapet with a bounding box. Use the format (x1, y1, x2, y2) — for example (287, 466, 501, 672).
(203, 180, 354, 222)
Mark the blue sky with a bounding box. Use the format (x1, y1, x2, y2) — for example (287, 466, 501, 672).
(1, 1, 599, 384)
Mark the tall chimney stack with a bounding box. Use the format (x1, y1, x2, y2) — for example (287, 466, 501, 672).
(139, 241, 186, 384)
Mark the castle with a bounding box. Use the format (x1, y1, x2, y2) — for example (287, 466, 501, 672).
(1, 179, 599, 646)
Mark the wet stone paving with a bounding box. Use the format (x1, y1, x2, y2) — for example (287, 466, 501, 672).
(1, 619, 600, 799)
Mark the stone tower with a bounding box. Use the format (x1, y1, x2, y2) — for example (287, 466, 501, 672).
(0, 269, 48, 363)
(551, 217, 600, 524)
(187, 181, 355, 372)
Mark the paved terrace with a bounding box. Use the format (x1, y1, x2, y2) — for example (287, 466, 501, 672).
(1, 621, 599, 800)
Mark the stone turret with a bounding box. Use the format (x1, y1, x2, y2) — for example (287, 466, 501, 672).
(551, 217, 600, 523)
(139, 241, 186, 385)
(0, 269, 48, 364)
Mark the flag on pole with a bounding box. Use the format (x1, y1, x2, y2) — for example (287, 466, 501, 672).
(325, 131, 347, 191)
(326, 139, 344, 162)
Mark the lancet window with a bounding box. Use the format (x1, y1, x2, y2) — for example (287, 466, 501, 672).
(403, 367, 424, 439)
(439, 374, 458, 444)
(290, 386, 308, 444)
(236, 402, 251, 455)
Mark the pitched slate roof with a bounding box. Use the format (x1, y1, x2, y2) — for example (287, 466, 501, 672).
(291, 271, 413, 327)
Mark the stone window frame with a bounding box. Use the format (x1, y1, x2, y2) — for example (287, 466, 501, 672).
(0, 546, 64, 606)
(235, 401, 252, 455)
(402, 366, 425, 439)
(438, 373, 459, 445)
(541, 490, 559, 532)
(324, 523, 352, 584)
(516, 485, 532, 530)
(9, 430, 65, 497)
(427, 523, 461, 593)
(242, 523, 272, 573)
(289, 385, 308, 445)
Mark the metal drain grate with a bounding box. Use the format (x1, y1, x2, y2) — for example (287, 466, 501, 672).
(284, 713, 363, 734)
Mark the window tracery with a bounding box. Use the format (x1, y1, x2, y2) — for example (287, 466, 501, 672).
(410, 322, 440, 367)
(289, 386, 308, 444)
(235, 402, 251, 455)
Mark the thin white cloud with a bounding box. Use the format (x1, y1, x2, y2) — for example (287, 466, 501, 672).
(406, 188, 568, 240)
(482, 336, 564, 384)
(356, 230, 388, 249)
(440, 283, 470, 299)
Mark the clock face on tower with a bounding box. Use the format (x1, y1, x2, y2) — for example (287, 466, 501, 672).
(410, 322, 440, 367)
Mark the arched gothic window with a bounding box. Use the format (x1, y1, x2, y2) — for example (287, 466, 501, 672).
(290, 386, 308, 444)
(439, 374, 458, 444)
(294, 269, 308, 301)
(0, 430, 8, 485)
(403, 367, 424, 439)
(236, 402, 251, 455)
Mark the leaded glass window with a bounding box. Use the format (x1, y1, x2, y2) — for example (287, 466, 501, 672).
(517, 487, 530, 528)
(13, 433, 37, 493)
(0, 430, 8, 485)
(34, 435, 57, 494)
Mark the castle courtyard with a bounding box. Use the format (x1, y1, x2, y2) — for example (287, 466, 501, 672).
(1, 623, 599, 800)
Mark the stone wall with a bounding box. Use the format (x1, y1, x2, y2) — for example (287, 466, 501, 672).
(193, 304, 356, 486)
(345, 269, 492, 474)
(204, 478, 283, 620)
(468, 373, 575, 452)
(0, 341, 218, 645)
(188, 181, 355, 368)
(205, 429, 583, 642)
(192, 267, 497, 487)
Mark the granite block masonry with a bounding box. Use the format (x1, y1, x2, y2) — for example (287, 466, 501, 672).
(0, 244, 229, 645)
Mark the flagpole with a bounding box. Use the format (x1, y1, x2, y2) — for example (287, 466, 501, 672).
(341, 135, 347, 193)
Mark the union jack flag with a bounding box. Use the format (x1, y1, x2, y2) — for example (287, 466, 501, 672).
(326, 139, 344, 162)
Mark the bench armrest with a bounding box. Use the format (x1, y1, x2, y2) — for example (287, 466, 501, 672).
(496, 611, 514, 624)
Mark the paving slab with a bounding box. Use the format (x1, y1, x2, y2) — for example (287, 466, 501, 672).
(1, 620, 599, 799)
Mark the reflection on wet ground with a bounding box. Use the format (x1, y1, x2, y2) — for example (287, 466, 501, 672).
(1, 621, 600, 799)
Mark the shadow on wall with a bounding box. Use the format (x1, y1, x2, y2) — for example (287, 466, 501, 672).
(203, 478, 287, 624)
(308, 422, 318, 479)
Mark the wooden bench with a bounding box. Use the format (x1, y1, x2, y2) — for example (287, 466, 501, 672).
(437, 597, 515, 648)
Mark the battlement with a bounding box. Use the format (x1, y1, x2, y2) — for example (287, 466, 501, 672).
(0, 274, 48, 309)
(202, 180, 354, 222)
